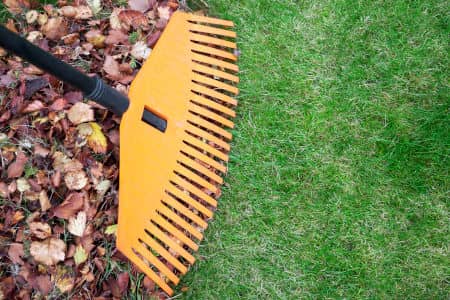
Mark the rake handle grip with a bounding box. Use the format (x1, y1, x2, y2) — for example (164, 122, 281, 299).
(0, 25, 129, 116)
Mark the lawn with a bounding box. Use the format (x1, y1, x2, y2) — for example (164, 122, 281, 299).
(1, 0, 448, 299)
(179, 0, 449, 299)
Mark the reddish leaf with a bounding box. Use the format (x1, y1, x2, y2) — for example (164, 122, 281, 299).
(22, 100, 45, 113)
(7, 151, 28, 178)
(49, 98, 67, 111)
(0, 277, 15, 299)
(8, 243, 25, 264)
(34, 275, 52, 296)
(105, 29, 129, 45)
(118, 10, 148, 29)
(117, 272, 130, 295)
(53, 192, 86, 219)
(42, 17, 68, 40)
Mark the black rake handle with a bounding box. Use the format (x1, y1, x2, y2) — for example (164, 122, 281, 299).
(0, 25, 129, 116)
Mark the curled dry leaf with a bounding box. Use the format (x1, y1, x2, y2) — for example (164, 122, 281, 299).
(7, 151, 28, 178)
(64, 170, 88, 190)
(53, 192, 85, 219)
(30, 238, 66, 266)
(68, 211, 87, 237)
(118, 10, 148, 30)
(39, 190, 51, 211)
(42, 17, 68, 40)
(67, 102, 95, 125)
(29, 222, 52, 239)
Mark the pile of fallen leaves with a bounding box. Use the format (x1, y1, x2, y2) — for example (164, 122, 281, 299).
(0, 0, 186, 298)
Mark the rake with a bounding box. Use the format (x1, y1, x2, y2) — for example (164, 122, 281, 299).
(0, 11, 239, 295)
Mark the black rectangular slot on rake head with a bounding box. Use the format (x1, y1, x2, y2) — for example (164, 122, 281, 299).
(142, 106, 167, 133)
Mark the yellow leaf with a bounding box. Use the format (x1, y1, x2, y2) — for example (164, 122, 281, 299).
(74, 245, 88, 266)
(105, 224, 117, 235)
(87, 122, 107, 153)
(52, 265, 74, 293)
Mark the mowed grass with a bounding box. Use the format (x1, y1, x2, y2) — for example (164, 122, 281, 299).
(179, 0, 449, 299)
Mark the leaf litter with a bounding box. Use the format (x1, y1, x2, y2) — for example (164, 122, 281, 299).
(0, 0, 222, 298)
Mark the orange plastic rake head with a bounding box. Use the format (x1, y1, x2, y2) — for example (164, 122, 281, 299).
(117, 12, 239, 295)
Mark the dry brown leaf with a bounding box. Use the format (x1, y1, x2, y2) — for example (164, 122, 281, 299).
(34, 144, 50, 157)
(105, 29, 129, 45)
(22, 100, 45, 113)
(117, 272, 130, 295)
(118, 10, 148, 30)
(64, 170, 88, 190)
(42, 17, 68, 40)
(49, 98, 67, 111)
(74, 5, 93, 19)
(34, 275, 52, 296)
(103, 55, 121, 78)
(7, 151, 28, 178)
(4, 0, 30, 14)
(67, 102, 95, 125)
(29, 222, 52, 239)
(39, 190, 51, 211)
(52, 151, 71, 172)
(59, 6, 76, 18)
(68, 211, 86, 237)
(0, 182, 8, 197)
(8, 243, 25, 264)
(53, 192, 85, 219)
(30, 238, 66, 266)
(129, 0, 152, 12)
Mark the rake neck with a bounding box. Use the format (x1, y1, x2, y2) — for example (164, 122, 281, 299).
(0, 25, 129, 117)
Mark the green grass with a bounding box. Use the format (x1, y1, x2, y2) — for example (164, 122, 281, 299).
(179, 1, 449, 299)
